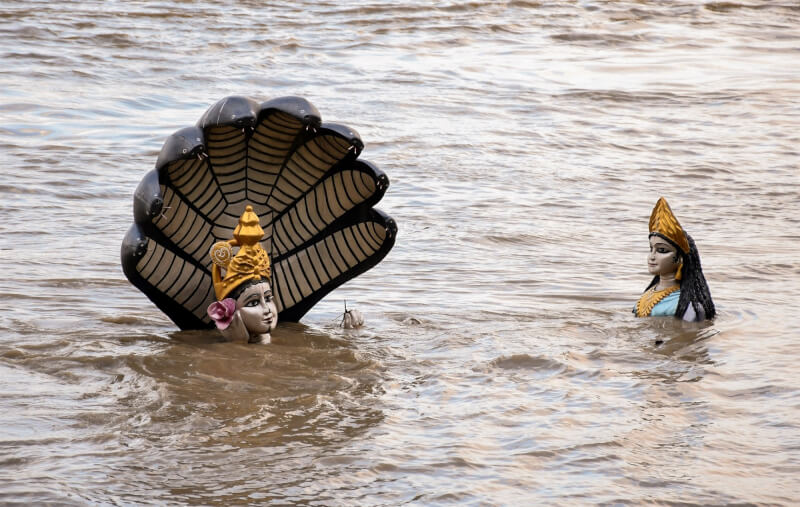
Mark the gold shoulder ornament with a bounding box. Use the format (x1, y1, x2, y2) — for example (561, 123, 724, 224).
(635, 285, 680, 317)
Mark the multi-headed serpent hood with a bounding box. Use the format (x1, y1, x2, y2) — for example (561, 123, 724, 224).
(122, 95, 396, 329)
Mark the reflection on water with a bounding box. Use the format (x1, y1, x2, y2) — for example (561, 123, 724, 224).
(1, 0, 800, 504)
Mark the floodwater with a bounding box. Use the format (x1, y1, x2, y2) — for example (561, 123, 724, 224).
(1, 1, 799, 504)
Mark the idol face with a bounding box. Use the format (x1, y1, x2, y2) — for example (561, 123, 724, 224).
(648, 235, 681, 277)
(236, 281, 277, 336)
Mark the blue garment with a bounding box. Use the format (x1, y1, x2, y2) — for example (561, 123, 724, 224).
(649, 290, 680, 317)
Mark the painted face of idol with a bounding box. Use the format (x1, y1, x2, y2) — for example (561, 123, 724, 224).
(236, 281, 277, 336)
(648, 235, 681, 277)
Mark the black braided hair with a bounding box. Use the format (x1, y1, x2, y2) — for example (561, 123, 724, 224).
(644, 232, 715, 321)
(675, 233, 715, 320)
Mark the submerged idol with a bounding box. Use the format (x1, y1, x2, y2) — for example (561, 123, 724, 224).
(121, 95, 396, 333)
(634, 197, 715, 321)
(207, 205, 277, 343)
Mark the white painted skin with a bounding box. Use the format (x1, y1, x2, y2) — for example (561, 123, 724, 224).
(220, 281, 277, 344)
(648, 235, 681, 290)
(341, 309, 364, 329)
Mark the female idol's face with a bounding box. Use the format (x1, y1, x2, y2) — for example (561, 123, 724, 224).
(648, 236, 680, 277)
(236, 282, 277, 335)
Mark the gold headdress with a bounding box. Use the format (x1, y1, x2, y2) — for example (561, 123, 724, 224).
(209, 205, 271, 300)
(649, 197, 689, 254)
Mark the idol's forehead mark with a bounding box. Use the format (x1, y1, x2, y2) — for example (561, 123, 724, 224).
(649, 237, 674, 248)
(241, 282, 271, 297)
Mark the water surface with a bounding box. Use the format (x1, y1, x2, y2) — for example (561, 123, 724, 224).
(1, 1, 799, 504)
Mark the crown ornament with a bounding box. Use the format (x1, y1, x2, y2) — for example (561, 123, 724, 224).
(210, 205, 271, 300)
(648, 197, 689, 254)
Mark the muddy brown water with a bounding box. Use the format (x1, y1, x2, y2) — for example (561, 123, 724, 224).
(1, 1, 799, 504)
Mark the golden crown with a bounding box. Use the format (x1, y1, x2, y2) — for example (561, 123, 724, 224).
(209, 205, 271, 300)
(648, 197, 689, 254)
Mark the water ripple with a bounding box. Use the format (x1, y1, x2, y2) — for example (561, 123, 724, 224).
(1, 0, 799, 504)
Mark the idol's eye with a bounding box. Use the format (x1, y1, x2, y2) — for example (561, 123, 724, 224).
(657, 247, 669, 254)
(264, 294, 273, 303)
(245, 299, 259, 307)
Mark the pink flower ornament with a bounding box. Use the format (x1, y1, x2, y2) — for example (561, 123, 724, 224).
(207, 298, 236, 330)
